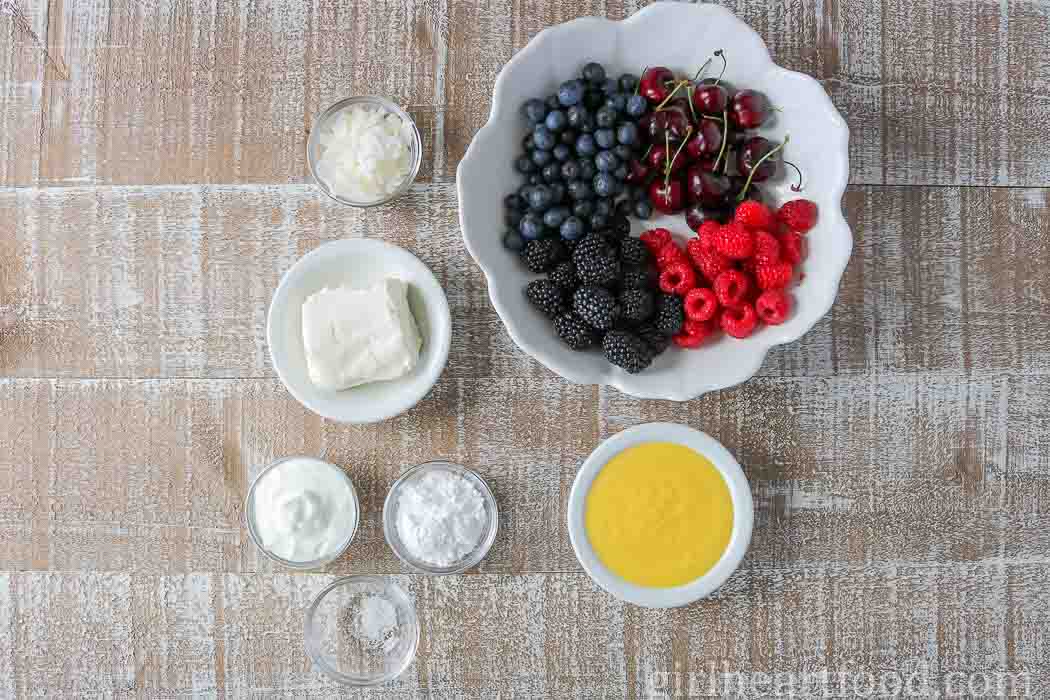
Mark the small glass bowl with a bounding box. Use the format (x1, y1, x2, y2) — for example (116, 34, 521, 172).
(383, 461, 499, 574)
(306, 95, 423, 208)
(304, 576, 419, 686)
(244, 456, 359, 570)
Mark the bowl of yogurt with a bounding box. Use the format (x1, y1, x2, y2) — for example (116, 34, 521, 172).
(245, 456, 359, 570)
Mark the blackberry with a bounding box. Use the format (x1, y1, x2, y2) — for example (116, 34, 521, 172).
(521, 239, 566, 273)
(619, 266, 652, 290)
(525, 279, 566, 317)
(619, 237, 650, 267)
(602, 330, 653, 374)
(547, 261, 578, 290)
(554, 313, 598, 350)
(636, 323, 671, 356)
(653, 293, 685, 335)
(572, 285, 619, 331)
(572, 235, 620, 287)
(618, 288, 654, 324)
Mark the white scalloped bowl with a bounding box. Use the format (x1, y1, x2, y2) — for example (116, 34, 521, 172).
(458, 3, 851, 401)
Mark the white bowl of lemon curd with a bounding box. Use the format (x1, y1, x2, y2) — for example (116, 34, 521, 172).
(567, 423, 754, 608)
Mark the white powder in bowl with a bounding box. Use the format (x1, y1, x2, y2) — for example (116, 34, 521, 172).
(396, 470, 487, 567)
(314, 104, 416, 203)
(354, 594, 399, 651)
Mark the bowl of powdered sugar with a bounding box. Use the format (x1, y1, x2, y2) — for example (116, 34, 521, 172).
(304, 576, 419, 686)
(382, 461, 499, 574)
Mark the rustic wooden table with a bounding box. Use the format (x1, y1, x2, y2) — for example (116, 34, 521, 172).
(2, 0, 1048, 697)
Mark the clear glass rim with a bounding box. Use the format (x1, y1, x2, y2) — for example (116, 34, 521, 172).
(306, 95, 423, 208)
(244, 456, 360, 571)
(382, 461, 500, 575)
(303, 575, 420, 687)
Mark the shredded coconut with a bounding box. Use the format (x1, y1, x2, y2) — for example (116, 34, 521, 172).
(315, 104, 415, 202)
(396, 471, 487, 567)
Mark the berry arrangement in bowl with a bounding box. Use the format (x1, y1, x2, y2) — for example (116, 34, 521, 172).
(501, 55, 819, 374)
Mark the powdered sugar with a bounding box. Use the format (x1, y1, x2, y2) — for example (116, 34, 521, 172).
(354, 595, 399, 652)
(395, 470, 487, 567)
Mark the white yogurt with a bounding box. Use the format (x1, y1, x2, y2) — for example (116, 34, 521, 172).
(249, 457, 358, 564)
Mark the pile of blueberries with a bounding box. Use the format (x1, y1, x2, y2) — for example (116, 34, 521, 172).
(502, 62, 652, 253)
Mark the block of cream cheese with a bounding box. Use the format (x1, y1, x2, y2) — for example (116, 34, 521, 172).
(302, 278, 422, 390)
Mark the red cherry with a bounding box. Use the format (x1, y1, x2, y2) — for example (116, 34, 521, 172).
(684, 204, 711, 232)
(737, 136, 779, 182)
(639, 67, 676, 103)
(729, 89, 771, 129)
(647, 144, 686, 175)
(626, 158, 651, 184)
(685, 165, 731, 207)
(649, 178, 685, 214)
(684, 120, 723, 159)
(691, 83, 729, 114)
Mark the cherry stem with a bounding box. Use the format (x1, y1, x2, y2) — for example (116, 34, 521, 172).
(784, 159, 804, 192)
(712, 109, 729, 171)
(654, 79, 689, 111)
(691, 57, 713, 82)
(667, 126, 692, 178)
(702, 114, 724, 123)
(713, 49, 727, 86)
(634, 66, 648, 96)
(737, 135, 790, 201)
(663, 131, 671, 186)
(687, 85, 698, 121)
(642, 143, 653, 159)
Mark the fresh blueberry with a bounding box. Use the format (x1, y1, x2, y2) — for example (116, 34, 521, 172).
(543, 206, 570, 228)
(595, 199, 613, 216)
(594, 128, 616, 149)
(613, 164, 629, 181)
(618, 73, 639, 93)
(604, 93, 627, 113)
(528, 185, 554, 211)
(557, 79, 586, 107)
(560, 129, 578, 145)
(613, 144, 633, 162)
(568, 180, 593, 200)
(519, 183, 534, 200)
(589, 213, 609, 230)
(522, 134, 535, 151)
(626, 94, 648, 118)
(610, 212, 631, 237)
(616, 122, 639, 146)
(505, 208, 523, 228)
(545, 94, 561, 111)
(531, 149, 553, 166)
(578, 118, 596, 134)
(592, 172, 618, 198)
(528, 174, 544, 185)
(545, 109, 567, 132)
(584, 89, 605, 110)
(520, 213, 545, 240)
(504, 193, 524, 210)
(516, 155, 536, 174)
(521, 98, 547, 124)
(632, 185, 649, 202)
(582, 62, 606, 83)
(549, 183, 567, 204)
(542, 163, 562, 183)
(560, 216, 585, 240)
(533, 124, 556, 150)
(579, 160, 598, 180)
(595, 107, 617, 129)
(566, 105, 590, 130)
(575, 133, 597, 156)
(573, 200, 595, 218)
(600, 77, 619, 94)
(595, 150, 620, 172)
(553, 144, 571, 162)
(634, 199, 653, 219)
(503, 229, 527, 252)
(561, 160, 581, 180)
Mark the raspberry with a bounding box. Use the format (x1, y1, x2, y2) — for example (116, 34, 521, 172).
(697, 220, 721, 249)
(752, 230, 781, 266)
(720, 303, 758, 338)
(755, 289, 792, 325)
(777, 199, 818, 233)
(777, 230, 805, 266)
(734, 200, 775, 231)
(655, 241, 689, 269)
(683, 287, 719, 322)
(640, 228, 672, 254)
(713, 221, 755, 260)
(659, 262, 697, 296)
(754, 261, 794, 290)
(713, 269, 751, 308)
(673, 318, 717, 348)
(694, 249, 731, 284)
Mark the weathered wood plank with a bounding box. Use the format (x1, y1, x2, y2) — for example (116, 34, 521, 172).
(4, 0, 1050, 186)
(2, 184, 1048, 380)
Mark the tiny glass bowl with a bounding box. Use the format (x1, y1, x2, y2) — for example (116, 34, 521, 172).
(304, 575, 419, 686)
(307, 95, 423, 208)
(244, 456, 360, 570)
(382, 461, 499, 574)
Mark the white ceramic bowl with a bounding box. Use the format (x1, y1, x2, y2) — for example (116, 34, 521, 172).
(458, 2, 852, 401)
(567, 423, 753, 608)
(267, 239, 452, 423)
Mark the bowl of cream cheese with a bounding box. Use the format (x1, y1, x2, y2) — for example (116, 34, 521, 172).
(267, 239, 452, 423)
